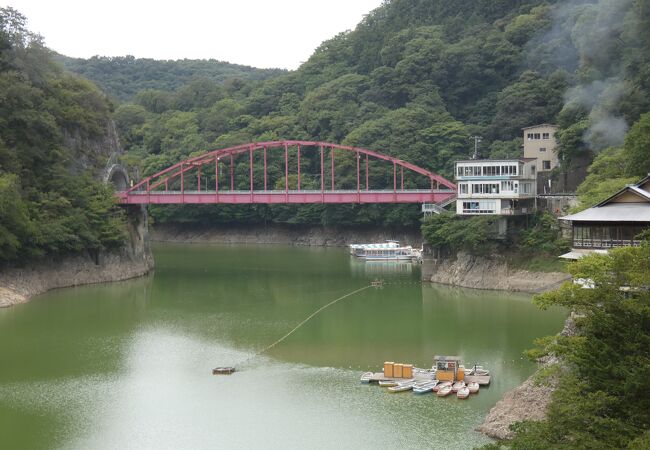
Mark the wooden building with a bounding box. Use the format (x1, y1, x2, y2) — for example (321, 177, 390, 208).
(559, 175, 650, 259)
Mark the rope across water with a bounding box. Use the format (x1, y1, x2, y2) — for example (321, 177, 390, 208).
(238, 284, 373, 367)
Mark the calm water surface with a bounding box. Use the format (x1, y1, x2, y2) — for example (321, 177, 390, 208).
(0, 244, 567, 449)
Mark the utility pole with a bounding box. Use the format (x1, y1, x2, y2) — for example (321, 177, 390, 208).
(470, 136, 482, 160)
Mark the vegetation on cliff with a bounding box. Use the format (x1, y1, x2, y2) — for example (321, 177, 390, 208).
(482, 240, 650, 449)
(0, 8, 125, 264)
(58, 0, 649, 228)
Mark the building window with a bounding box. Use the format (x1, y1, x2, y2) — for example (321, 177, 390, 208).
(501, 181, 515, 192)
(527, 133, 533, 140)
(534, 133, 541, 139)
(542, 132, 550, 139)
(459, 183, 468, 194)
(531, 165, 536, 175)
(540, 147, 547, 152)
(471, 183, 500, 194)
(462, 201, 496, 214)
(543, 160, 551, 170)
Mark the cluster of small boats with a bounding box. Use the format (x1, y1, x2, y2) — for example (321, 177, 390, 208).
(364, 375, 480, 399)
(360, 363, 490, 400)
(349, 240, 422, 262)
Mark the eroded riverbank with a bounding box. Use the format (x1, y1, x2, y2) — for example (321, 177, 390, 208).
(0, 250, 154, 307)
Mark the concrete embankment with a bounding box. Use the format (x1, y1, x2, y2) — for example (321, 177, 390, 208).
(0, 206, 153, 308)
(422, 251, 570, 294)
(151, 223, 423, 248)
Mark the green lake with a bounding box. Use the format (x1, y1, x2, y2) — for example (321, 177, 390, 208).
(0, 244, 567, 449)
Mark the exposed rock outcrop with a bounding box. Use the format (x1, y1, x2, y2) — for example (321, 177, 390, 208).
(424, 251, 570, 293)
(0, 206, 153, 308)
(477, 316, 577, 439)
(151, 223, 423, 248)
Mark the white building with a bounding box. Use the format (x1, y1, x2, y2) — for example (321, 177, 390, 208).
(455, 159, 537, 215)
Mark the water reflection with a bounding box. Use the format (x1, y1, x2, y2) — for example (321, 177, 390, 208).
(0, 244, 566, 450)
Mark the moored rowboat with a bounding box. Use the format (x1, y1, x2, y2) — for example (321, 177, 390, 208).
(388, 381, 415, 393)
(452, 381, 465, 392)
(436, 385, 453, 397)
(468, 381, 479, 393)
(457, 386, 470, 399)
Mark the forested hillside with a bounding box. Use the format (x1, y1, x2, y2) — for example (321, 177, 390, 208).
(0, 8, 126, 264)
(60, 0, 648, 228)
(57, 55, 286, 102)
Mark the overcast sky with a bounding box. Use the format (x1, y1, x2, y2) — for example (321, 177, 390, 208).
(7, 0, 385, 69)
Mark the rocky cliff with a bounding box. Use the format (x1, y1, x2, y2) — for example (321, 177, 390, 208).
(0, 206, 153, 308)
(151, 223, 423, 248)
(423, 251, 570, 293)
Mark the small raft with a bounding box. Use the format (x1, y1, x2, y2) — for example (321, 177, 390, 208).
(212, 367, 235, 375)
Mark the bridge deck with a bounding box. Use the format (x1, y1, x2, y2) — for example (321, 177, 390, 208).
(117, 189, 456, 204)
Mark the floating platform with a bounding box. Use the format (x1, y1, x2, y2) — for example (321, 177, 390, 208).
(463, 374, 491, 385)
(364, 371, 490, 386)
(212, 367, 235, 375)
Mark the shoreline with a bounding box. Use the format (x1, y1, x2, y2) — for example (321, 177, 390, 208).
(0, 225, 568, 442)
(0, 250, 154, 308)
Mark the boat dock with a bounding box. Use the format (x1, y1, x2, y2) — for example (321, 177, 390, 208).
(364, 371, 491, 386)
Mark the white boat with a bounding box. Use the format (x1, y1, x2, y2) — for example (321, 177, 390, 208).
(467, 365, 490, 376)
(349, 241, 400, 257)
(457, 386, 470, 399)
(468, 382, 479, 393)
(379, 379, 399, 387)
(360, 372, 373, 383)
(413, 380, 438, 394)
(433, 381, 451, 392)
(452, 381, 466, 393)
(436, 385, 453, 397)
(388, 380, 415, 393)
(364, 246, 415, 261)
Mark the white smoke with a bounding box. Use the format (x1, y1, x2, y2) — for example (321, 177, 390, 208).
(528, 0, 635, 151)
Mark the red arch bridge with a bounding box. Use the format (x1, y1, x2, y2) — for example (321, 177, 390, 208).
(116, 141, 456, 205)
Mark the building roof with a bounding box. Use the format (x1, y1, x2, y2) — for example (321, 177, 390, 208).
(560, 203, 650, 222)
(595, 185, 650, 206)
(522, 123, 557, 130)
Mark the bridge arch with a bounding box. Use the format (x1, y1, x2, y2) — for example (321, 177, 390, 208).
(117, 141, 456, 205)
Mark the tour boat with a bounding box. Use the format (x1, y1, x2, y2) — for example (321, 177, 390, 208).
(457, 386, 470, 399)
(360, 372, 373, 383)
(388, 380, 415, 393)
(413, 380, 438, 394)
(379, 379, 399, 387)
(433, 381, 452, 392)
(452, 381, 466, 392)
(364, 246, 415, 261)
(349, 241, 400, 257)
(468, 382, 479, 393)
(436, 385, 453, 397)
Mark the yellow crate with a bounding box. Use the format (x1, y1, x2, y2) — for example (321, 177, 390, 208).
(394, 363, 403, 378)
(403, 364, 413, 378)
(436, 370, 454, 382)
(457, 368, 465, 381)
(383, 362, 394, 378)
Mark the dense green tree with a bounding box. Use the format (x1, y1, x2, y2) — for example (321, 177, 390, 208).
(623, 112, 650, 177)
(491, 242, 650, 449)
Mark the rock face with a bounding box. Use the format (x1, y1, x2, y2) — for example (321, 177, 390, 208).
(476, 373, 556, 440)
(0, 206, 153, 308)
(425, 251, 570, 293)
(151, 223, 423, 248)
